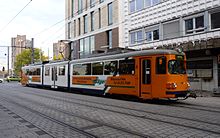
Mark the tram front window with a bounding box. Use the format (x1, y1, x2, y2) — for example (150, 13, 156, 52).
(168, 60, 186, 74)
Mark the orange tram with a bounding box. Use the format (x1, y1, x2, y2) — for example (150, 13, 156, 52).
(21, 49, 192, 100)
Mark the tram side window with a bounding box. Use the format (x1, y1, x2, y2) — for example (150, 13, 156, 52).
(58, 66, 65, 76)
(73, 63, 91, 75)
(82, 63, 91, 75)
(29, 69, 33, 75)
(73, 64, 81, 75)
(30, 68, 40, 75)
(156, 57, 166, 74)
(24, 69, 29, 75)
(92, 62, 104, 75)
(32, 69, 36, 75)
(36, 68, 41, 75)
(45, 67, 50, 76)
(104, 61, 118, 75)
(33, 69, 36, 75)
(119, 59, 135, 75)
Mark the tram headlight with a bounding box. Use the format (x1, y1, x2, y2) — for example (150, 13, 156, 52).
(166, 82, 177, 89)
(187, 82, 190, 87)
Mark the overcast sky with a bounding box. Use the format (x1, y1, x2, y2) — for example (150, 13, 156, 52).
(0, 0, 65, 69)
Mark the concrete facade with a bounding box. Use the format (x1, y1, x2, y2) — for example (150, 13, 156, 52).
(11, 35, 31, 72)
(65, 0, 220, 92)
(125, 0, 220, 92)
(65, 0, 121, 59)
(53, 41, 70, 60)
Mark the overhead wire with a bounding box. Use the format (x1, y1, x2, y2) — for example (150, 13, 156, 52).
(1, 0, 218, 51)
(36, 0, 120, 45)
(0, 0, 33, 34)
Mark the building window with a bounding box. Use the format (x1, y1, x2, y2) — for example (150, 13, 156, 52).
(130, 30, 143, 45)
(79, 36, 95, 58)
(137, 31, 143, 43)
(146, 0, 160, 7)
(90, 36, 95, 53)
(84, 15, 88, 33)
(90, 0, 95, 8)
(78, 18, 81, 35)
(71, 0, 74, 17)
(185, 16, 205, 34)
(80, 39, 84, 57)
(136, 0, 144, 11)
(211, 12, 220, 29)
(68, 22, 71, 39)
(108, 3, 113, 25)
(146, 29, 159, 41)
(152, 0, 160, 5)
(84, 37, 90, 55)
(130, 0, 160, 13)
(78, 0, 83, 14)
(145, 0, 151, 7)
(130, 0, 135, 13)
(163, 21, 180, 40)
(91, 11, 94, 31)
(74, 20, 76, 37)
(153, 29, 159, 40)
(187, 60, 213, 78)
(146, 31, 152, 42)
(107, 30, 112, 49)
(130, 32, 136, 44)
(195, 16, 204, 32)
(98, 8, 101, 28)
(185, 19, 193, 34)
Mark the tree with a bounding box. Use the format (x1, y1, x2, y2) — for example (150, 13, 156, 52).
(53, 53, 64, 60)
(14, 48, 48, 75)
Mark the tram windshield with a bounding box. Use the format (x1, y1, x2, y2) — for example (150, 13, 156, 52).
(168, 59, 186, 74)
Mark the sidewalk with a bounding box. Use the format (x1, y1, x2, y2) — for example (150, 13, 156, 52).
(191, 90, 220, 97)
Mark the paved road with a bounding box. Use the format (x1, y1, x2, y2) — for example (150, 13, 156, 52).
(0, 82, 220, 138)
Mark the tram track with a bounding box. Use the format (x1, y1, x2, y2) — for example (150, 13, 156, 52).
(0, 92, 151, 138)
(30, 87, 220, 114)
(21, 89, 220, 126)
(0, 104, 56, 138)
(0, 96, 99, 138)
(169, 103, 220, 113)
(5, 85, 220, 113)
(5, 89, 220, 136)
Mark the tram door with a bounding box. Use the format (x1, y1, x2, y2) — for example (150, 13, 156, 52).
(140, 59, 152, 98)
(51, 66, 58, 88)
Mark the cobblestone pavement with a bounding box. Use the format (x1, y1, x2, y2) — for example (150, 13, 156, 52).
(0, 82, 220, 138)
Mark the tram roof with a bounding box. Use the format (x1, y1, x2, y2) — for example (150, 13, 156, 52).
(22, 61, 49, 68)
(45, 60, 69, 66)
(22, 49, 183, 68)
(70, 49, 183, 64)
